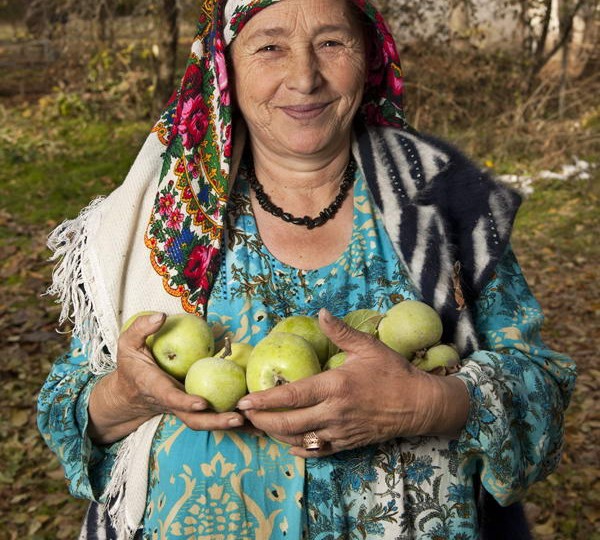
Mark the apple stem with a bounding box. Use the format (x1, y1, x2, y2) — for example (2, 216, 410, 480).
(220, 337, 232, 359)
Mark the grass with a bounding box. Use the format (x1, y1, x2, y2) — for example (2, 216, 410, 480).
(0, 110, 150, 226)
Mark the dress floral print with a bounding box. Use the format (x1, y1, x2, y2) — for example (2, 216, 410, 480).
(38, 168, 575, 538)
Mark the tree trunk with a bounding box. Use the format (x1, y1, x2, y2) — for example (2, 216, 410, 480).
(95, 0, 114, 45)
(152, 0, 179, 117)
(527, 0, 587, 91)
(576, 0, 600, 77)
(449, 0, 471, 49)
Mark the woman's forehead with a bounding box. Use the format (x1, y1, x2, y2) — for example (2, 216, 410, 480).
(232, 0, 359, 39)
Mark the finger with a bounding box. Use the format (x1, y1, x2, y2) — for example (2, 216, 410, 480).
(121, 312, 166, 350)
(289, 444, 337, 458)
(157, 384, 211, 414)
(177, 410, 246, 431)
(242, 405, 327, 438)
(318, 308, 379, 356)
(236, 372, 329, 411)
(287, 431, 338, 458)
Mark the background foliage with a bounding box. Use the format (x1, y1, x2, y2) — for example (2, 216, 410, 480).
(0, 0, 598, 538)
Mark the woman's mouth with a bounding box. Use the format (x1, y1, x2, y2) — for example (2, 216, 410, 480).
(280, 102, 330, 120)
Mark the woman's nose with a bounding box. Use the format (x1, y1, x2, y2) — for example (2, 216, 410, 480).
(285, 49, 322, 94)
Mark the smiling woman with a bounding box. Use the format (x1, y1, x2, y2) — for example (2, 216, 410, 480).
(37, 0, 575, 539)
(230, 0, 366, 160)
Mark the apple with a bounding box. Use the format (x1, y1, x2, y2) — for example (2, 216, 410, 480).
(343, 309, 383, 335)
(413, 344, 460, 372)
(246, 332, 321, 392)
(216, 338, 254, 370)
(377, 300, 443, 360)
(185, 356, 247, 412)
(328, 309, 383, 357)
(324, 351, 347, 370)
(150, 313, 215, 380)
(270, 315, 329, 366)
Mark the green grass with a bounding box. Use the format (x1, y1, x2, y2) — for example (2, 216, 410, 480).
(0, 111, 150, 225)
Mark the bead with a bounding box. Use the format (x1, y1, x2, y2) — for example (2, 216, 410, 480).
(247, 157, 356, 229)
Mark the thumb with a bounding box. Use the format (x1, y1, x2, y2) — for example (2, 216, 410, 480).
(318, 308, 377, 355)
(122, 312, 165, 349)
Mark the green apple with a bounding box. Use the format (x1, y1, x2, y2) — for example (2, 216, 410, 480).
(246, 332, 321, 392)
(324, 351, 347, 370)
(343, 309, 383, 335)
(121, 310, 159, 347)
(150, 313, 215, 380)
(377, 300, 443, 360)
(329, 309, 383, 357)
(216, 338, 254, 370)
(185, 356, 247, 412)
(413, 344, 460, 372)
(270, 315, 329, 366)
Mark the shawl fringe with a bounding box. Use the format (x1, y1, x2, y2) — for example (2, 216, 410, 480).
(103, 416, 163, 540)
(46, 197, 115, 375)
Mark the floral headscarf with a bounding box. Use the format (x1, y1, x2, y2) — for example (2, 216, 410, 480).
(145, 0, 407, 316)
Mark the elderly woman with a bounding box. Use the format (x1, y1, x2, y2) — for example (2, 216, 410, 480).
(38, 0, 575, 538)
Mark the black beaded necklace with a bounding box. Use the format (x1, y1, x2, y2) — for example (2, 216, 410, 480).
(247, 157, 356, 230)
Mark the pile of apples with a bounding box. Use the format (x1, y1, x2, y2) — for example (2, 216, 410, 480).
(128, 300, 460, 413)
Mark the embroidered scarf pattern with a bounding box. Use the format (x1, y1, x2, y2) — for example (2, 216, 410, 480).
(144, 0, 408, 316)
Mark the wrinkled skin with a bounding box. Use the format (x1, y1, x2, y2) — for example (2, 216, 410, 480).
(237, 309, 470, 458)
(87, 314, 250, 445)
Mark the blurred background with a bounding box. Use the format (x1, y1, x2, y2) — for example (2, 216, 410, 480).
(0, 0, 598, 538)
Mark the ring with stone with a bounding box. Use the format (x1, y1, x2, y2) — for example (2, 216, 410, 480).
(302, 431, 322, 451)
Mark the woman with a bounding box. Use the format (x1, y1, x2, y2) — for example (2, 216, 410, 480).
(38, 0, 576, 538)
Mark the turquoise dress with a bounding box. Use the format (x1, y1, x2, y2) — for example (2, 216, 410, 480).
(38, 166, 576, 539)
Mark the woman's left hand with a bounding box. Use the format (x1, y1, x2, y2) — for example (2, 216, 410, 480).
(237, 309, 470, 457)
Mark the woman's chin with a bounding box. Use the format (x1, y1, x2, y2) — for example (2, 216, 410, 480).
(272, 131, 349, 160)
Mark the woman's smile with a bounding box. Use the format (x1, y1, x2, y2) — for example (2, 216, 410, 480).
(279, 101, 334, 120)
(230, 0, 366, 160)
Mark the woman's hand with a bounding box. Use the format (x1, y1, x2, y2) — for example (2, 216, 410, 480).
(88, 313, 246, 444)
(237, 309, 470, 457)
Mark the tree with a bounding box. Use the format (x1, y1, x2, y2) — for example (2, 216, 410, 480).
(152, 0, 179, 115)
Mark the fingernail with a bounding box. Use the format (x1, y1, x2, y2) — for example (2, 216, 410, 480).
(191, 402, 205, 411)
(237, 398, 253, 410)
(149, 312, 165, 324)
(319, 308, 333, 323)
(228, 416, 243, 427)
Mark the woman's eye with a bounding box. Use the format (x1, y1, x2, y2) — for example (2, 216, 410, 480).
(322, 40, 342, 48)
(258, 44, 279, 53)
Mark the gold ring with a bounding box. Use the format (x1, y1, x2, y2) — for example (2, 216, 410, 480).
(302, 431, 322, 451)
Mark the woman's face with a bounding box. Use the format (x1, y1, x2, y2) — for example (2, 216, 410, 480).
(230, 0, 366, 160)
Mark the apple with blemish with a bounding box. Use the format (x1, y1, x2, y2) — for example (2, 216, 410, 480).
(377, 300, 443, 360)
(245, 332, 321, 392)
(150, 313, 215, 380)
(413, 344, 460, 372)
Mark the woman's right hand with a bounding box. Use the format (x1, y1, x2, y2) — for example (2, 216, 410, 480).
(87, 312, 245, 444)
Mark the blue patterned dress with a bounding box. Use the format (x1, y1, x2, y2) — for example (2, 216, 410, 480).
(38, 167, 576, 539)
